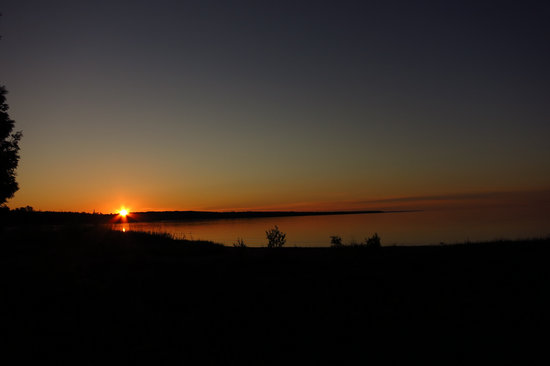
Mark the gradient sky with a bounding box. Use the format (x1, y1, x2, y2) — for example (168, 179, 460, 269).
(1, 0, 549, 213)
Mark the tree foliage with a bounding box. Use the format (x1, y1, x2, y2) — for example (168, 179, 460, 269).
(0, 85, 22, 206)
(266, 225, 286, 248)
(365, 233, 381, 248)
(330, 235, 343, 247)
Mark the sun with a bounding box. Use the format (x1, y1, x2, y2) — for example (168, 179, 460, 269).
(118, 209, 129, 217)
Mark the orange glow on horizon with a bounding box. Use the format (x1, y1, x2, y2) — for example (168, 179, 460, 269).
(8, 188, 548, 215)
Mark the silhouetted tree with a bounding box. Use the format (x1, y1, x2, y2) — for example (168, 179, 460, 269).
(0, 85, 22, 206)
(365, 233, 381, 248)
(14, 206, 33, 212)
(1, 17, 22, 207)
(266, 225, 286, 248)
(330, 235, 343, 247)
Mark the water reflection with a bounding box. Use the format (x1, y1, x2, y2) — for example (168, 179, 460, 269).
(110, 205, 549, 247)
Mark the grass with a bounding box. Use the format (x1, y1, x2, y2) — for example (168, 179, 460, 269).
(1, 225, 549, 364)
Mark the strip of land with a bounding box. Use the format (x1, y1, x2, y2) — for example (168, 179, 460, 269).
(1, 209, 396, 225)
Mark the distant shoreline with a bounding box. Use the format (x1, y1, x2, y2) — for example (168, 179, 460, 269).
(125, 210, 392, 222)
(1, 209, 419, 225)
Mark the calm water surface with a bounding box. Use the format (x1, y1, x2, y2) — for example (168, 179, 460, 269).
(112, 205, 549, 247)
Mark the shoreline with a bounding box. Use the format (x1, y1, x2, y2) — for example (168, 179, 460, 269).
(1, 209, 395, 225)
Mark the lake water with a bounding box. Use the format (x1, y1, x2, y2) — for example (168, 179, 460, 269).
(111, 205, 550, 247)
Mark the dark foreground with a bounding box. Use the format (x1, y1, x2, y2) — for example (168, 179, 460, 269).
(2, 227, 549, 365)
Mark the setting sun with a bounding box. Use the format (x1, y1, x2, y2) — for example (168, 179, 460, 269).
(118, 209, 129, 217)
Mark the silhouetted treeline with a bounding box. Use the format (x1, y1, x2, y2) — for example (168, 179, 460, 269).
(0, 208, 112, 225)
(130, 210, 384, 221)
(0, 208, 385, 226)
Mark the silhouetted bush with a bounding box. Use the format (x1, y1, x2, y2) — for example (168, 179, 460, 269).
(330, 235, 343, 247)
(14, 205, 33, 212)
(233, 238, 247, 248)
(266, 225, 286, 248)
(365, 233, 381, 248)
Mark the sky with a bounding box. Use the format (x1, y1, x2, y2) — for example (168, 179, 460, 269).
(1, 0, 549, 213)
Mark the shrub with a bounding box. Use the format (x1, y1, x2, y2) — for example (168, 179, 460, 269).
(266, 225, 286, 248)
(233, 238, 247, 248)
(365, 233, 381, 248)
(330, 235, 343, 247)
